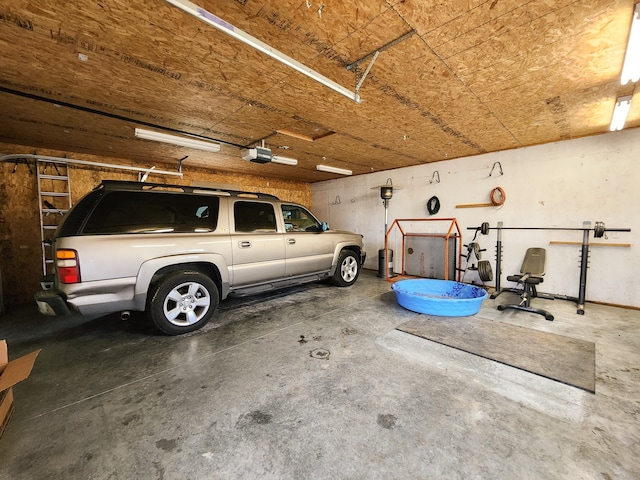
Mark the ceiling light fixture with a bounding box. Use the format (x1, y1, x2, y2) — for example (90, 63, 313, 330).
(621, 3, 640, 85)
(163, 0, 361, 103)
(272, 155, 298, 166)
(610, 95, 632, 131)
(316, 164, 352, 176)
(134, 128, 221, 152)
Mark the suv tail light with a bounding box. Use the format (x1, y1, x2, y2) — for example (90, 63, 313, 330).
(56, 249, 81, 284)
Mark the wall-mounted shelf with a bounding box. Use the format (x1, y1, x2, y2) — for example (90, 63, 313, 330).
(549, 241, 631, 247)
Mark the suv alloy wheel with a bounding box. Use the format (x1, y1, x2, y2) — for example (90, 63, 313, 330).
(148, 271, 220, 335)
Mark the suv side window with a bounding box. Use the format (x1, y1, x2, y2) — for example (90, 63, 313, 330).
(281, 205, 322, 232)
(82, 191, 219, 234)
(234, 201, 277, 232)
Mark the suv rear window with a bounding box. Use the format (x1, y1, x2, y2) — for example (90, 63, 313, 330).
(82, 191, 219, 234)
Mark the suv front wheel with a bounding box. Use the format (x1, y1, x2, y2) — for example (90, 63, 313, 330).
(148, 271, 219, 335)
(331, 249, 361, 287)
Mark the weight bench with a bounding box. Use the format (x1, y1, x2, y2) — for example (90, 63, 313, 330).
(497, 247, 554, 321)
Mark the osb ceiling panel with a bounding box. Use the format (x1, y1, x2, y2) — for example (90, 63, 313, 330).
(0, 0, 638, 183)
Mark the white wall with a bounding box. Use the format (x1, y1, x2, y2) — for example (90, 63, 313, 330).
(312, 128, 640, 308)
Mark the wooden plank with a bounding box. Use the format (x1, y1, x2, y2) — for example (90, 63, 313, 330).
(549, 241, 631, 247)
(456, 203, 494, 208)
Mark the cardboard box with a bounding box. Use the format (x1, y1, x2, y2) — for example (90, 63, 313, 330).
(0, 340, 40, 439)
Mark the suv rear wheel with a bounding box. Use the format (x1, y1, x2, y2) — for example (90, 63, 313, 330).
(148, 271, 219, 335)
(331, 249, 360, 287)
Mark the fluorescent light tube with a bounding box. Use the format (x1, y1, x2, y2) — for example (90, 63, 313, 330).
(621, 3, 640, 85)
(163, 0, 360, 103)
(272, 155, 298, 166)
(134, 128, 221, 152)
(316, 164, 352, 176)
(610, 96, 632, 131)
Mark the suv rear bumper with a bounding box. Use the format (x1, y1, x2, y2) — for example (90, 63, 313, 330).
(34, 289, 72, 316)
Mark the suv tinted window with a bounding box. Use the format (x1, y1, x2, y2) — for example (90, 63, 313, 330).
(82, 191, 219, 234)
(234, 201, 277, 232)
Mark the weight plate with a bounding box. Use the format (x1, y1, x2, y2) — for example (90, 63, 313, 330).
(594, 221, 605, 238)
(468, 242, 481, 260)
(478, 260, 493, 282)
(480, 222, 490, 235)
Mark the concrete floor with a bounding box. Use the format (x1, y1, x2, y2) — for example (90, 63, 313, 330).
(0, 270, 638, 479)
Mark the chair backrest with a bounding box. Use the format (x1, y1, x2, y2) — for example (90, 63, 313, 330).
(519, 247, 546, 276)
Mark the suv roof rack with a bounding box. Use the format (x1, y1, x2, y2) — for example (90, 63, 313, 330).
(97, 180, 280, 200)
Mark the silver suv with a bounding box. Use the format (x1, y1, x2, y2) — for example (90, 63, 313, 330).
(35, 181, 366, 335)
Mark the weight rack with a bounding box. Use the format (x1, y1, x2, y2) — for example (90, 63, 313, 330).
(467, 221, 631, 315)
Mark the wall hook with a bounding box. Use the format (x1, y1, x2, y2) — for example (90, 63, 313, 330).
(489, 162, 503, 177)
(331, 195, 341, 205)
(429, 171, 440, 184)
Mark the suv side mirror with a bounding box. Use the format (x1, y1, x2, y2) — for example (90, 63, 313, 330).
(321, 221, 328, 231)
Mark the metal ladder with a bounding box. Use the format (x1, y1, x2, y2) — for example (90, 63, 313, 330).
(36, 160, 72, 276)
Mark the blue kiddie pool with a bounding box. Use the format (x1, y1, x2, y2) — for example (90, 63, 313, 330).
(391, 279, 488, 316)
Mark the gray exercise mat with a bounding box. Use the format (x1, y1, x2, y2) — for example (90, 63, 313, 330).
(396, 316, 595, 393)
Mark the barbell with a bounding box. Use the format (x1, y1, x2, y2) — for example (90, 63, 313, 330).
(471, 221, 629, 238)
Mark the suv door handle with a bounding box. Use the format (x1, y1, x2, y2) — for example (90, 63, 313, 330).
(287, 238, 296, 245)
(238, 241, 251, 248)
